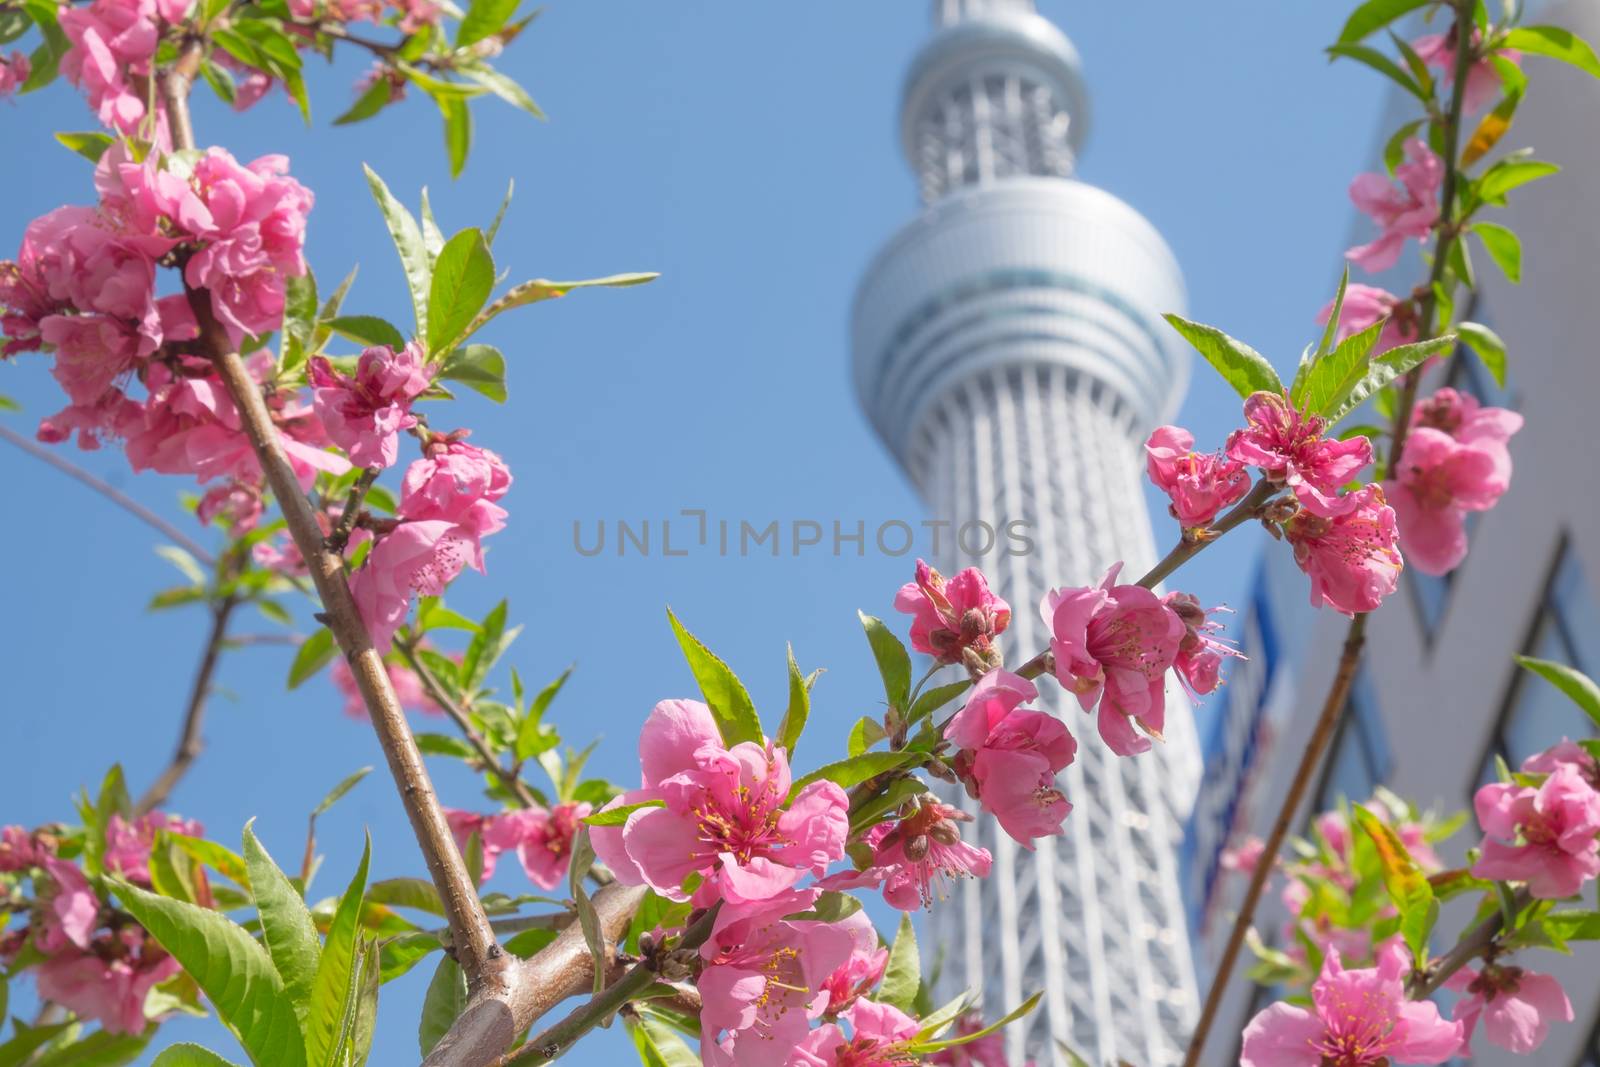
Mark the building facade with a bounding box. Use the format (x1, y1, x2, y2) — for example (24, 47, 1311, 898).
(1185, 1, 1600, 1063)
(851, 2, 1201, 1062)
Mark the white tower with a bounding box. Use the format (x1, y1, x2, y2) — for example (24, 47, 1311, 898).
(851, 3, 1201, 1064)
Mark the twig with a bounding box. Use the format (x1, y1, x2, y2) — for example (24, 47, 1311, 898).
(158, 45, 505, 994)
(326, 467, 377, 552)
(1409, 888, 1533, 999)
(0, 421, 215, 565)
(395, 636, 542, 810)
(134, 594, 240, 815)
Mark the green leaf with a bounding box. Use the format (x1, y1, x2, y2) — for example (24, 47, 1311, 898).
(456, 0, 519, 47)
(157, 544, 208, 585)
(306, 835, 370, 1067)
(859, 611, 912, 714)
(466, 272, 659, 336)
(485, 179, 515, 246)
(582, 799, 666, 827)
(1543, 910, 1600, 941)
(460, 599, 509, 693)
(333, 77, 394, 127)
(167, 833, 248, 888)
(438, 344, 506, 402)
(417, 956, 467, 1057)
(912, 992, 1042, 1054)
(847, 716, 886, 757)
(459, 65, 545, 118)
(437, 94, 472, 179)
(908, 679, 971, 725)
(1336, 0, 1430, 43)
(569, 828, 606, 993)
(426, 229, 495, 356)
(324, 315, 408, 351)
(151, 1046, 245, 1067)
(666, 608, 763, 747)
(53, 131, 114, 163)
(280, 271, 318, 376)
(1502, 25, 1600, 80)
(790, 750, 917, 799)
(1461, 82, 1522, 169)
(1477, 159, 1560, 204)
(1326, 42, 1428, 101)
(1474, 221, 1522, 284)
(288, 629, 337, 689)
(243, 822, 321, 1014)
(627, 1011, 700, 1067)
(515, 666, 571, 761)
(775, 644, 810, 758)
(1321, 335, 1457, 426)
(361, 165, 432, 339)
(0, 1024, 73, 1067)
(1456, 321, 1507, 388)
(378, 931, 441, 983)
(1352, 804, 1436, 967)
(27, 1029, 151, 1066)
(1302, 316, 1386, 418)
(313, 766, 374, 818)
(110, 879, 307, 1067)
(1383, 118, 1424, 175)
(879, 913, 921, 1012)
(1515, 656, 1600, 730)
(1314, 267, 1351, 363)
(1163, 313, 1283, 400)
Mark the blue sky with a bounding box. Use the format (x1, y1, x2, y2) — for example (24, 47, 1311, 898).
(0, 2, 1390, 1062)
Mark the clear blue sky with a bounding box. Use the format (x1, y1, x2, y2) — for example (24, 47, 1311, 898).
(0, 3, 1388, 1062)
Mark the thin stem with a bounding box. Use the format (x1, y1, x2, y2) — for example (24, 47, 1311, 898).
(395, 637, 542, 810)
(157, 47, 505, 993)
(1409, 888, 1532, 999)
(327, 467, 377, 552)
(0, 421, 215, 565)
(1182, 619, 1368, 1066)
(134, 593, 240, 815)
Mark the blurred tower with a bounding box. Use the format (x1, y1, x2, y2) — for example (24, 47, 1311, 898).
(850, 2, 1200, 1064)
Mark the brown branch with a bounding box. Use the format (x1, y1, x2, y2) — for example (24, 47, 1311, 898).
(157, 45, 505, 993)
(134, 593, 240, 815)
(0, 421, 215, 565)
(395, 636, 543, 810)
(1182, 619, 1367, 1066)
(421, 883, 647, 1067)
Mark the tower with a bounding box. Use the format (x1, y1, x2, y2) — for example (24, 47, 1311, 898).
(851, 3, 1201, 1064)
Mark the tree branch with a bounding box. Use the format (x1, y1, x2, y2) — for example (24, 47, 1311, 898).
(157, 45, 505, 993)
(134, 593, 240, 815)
(1409, 888, 1533, 1000)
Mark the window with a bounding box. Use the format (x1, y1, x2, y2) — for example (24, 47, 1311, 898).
(1477, 544, 1600, 789)
(1315, 673, 1392, 813)
(1405, 301, 1518, 640)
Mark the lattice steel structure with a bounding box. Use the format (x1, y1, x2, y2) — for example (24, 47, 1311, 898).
(851, 3, 1201, 1064)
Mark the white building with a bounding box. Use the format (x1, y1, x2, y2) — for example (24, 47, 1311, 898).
(1186, 1, 1600, 1063)
(852, 2, 1202, 1063)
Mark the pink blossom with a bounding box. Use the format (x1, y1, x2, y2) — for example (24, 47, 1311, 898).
(398, 435, 512, 525)
(1282, 484, 1403, 616)
(1412, 387, 1522, 449)
(1240, 944, 1462, 1067)
(1221, 836, 1266, 876)
(443, 808, 504, 881)
(1446, 963, 1572, 1055)
(0, 51, 28, 96)
(60, 0, 162, 133)
(33, 926, 180, 1035)
(817, 910, 888, 1015)
(104, 811, 204, 885)
(37, 858, 100, 953)
(1227, 392, 1373, 518)
(40, 314, 141, 405)
(927, 1015, 1010, 1067)
(699, 889, 858, 1067)
(1523, 739, 1600, 788)
(1346, 139, 1443, 273)
(1314, 283, 1417, 356)
(1413, 31, 1521, 113)
(945, 670, 1075, 844)
(196, 480, 264, 536)
(788, 999, 922, 1067)
(894, 560, 1011, 668)
(35, 387, 143, 451)
(1164, 591, 1242, 698)
(1144, 425, 1251, 529)
(860, 796, 991, 910)
(309, 343, 432, 469)
(488, 802, 592, 890)
(588, 699, 849, 905)
(1473, 763, 1600, 898)
(1042, 563, 1183, 756)
(330, 656, 443, 720)
(1385, 423, 1515, 575)
(0, 825, 48, 872)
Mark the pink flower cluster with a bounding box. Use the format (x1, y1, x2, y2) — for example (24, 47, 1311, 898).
(1227, 392, 1373, 520)
(0, 51, 28, 96)
(1145, 426, 1251, 529)
(60, 0, 191, 135)
(1473, 758, 1600, 899)
(0, 812, 198, 1035)
(1347, 139, 1443, 273)
(1412, 29, 1521, 114)
(1314, 283, 1418, 357)
(349, 433, 511, 652)
(1387, 387, 1521, 575)
(943, 669, 1074, 844)
(1282, 484, 1404, 616)
(310, 343, 433, 469)
(1446, 963, 1572, 1056)
(856, 796, 991, 910)
(895, 560, 1011, 670)
(444, 801, 589, 890)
